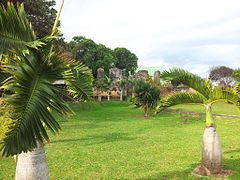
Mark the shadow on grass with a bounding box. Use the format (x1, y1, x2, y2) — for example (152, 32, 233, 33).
(52, 132, 136, 145)
(224, 148, 240, 154)
(139, 164, 198, 180)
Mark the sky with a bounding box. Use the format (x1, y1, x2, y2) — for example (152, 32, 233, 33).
(55, 0, 240, 78)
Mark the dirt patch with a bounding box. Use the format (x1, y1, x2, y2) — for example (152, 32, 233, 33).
(192, 165, 233, 178)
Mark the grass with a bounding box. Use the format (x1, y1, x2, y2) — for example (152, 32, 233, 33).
(0, 101, 240, 179)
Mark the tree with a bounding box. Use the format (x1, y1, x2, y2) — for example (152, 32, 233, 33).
(118, 79, 128, 101)
(0, 2, 92, 179)
(158, 68, 239, 175)
(114, 47, 138, 76)
(209, 66, 234, 87)
(69, 36, 116, 77)
(232, 68, 240, 82)
(94, 76, 111, 102)
(135, 80, 160, 117)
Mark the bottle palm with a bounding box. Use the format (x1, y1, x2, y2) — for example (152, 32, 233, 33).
(158, 68, 239, 174)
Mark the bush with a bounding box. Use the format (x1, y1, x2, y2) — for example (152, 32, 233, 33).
(134, 80, 160, 117)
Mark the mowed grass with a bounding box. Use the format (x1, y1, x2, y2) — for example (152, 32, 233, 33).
(0, 101, 240, 179)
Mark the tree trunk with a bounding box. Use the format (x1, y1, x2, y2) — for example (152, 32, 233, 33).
(15, 141, 48, 180)
(120, 89, 123, 101)
(107, 92, 110, 101)
(144, 106, 149, 118)
(202, 126, 222, 174)
(200, 104, 222, 174)
(98, 95, 102, 102)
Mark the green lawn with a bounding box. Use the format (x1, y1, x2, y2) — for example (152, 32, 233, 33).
(0, 101, 240, 179)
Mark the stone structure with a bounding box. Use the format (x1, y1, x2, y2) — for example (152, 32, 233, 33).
(97, 68, 105, 79)
(135, 70, 149, 80)
(109, 68, 124, 81)
(154, 70, 161, 86)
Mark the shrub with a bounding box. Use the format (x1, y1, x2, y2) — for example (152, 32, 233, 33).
(134, 80, 160, 117)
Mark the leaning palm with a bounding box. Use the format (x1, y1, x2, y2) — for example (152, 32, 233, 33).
(0, 2, 92, 179)
(157, 68, 239, 175)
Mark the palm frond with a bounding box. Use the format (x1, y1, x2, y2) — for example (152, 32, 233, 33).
(211, 87, 239, 106)
(0, 52, 72, 156)
(161, 68, 212, 99)
(55, 54, 93, 100)
(156, 92, 206, 112)
(0, 3, 45, 53)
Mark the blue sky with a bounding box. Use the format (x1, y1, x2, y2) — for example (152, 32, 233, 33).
(55, 0, 240, 77)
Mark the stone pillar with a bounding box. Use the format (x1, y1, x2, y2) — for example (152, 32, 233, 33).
(154, 70, 161, 86)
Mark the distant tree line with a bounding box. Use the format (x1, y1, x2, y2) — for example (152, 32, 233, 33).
(68, 36, 138, 78)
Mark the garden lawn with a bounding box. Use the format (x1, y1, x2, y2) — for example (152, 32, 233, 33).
(0, 101, 240, 179)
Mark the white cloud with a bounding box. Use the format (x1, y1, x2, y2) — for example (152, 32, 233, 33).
(55, 0, 240, 77)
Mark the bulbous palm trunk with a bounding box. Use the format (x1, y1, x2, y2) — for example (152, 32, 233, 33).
(201, 104, 222, 174)
(15, 141, 48, 180)
(202, 126, 222, 174)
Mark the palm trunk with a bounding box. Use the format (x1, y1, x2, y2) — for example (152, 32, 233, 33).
(98, 90, 102, 102)
(15, 141, 48, 180)
(132, 86, 135, 97)
(107, 91, 110, 101)
(144, 105, 149, 118)
(201, 104, 222, 174)
(120, 89, 123, 101)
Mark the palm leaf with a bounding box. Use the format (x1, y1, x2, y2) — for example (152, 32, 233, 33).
(53, 54, 93, 100)
(0, 3, 45, 53)
(0, 52, 72, 156)
(211, 87, 239, 107)
(157, 92, 206, 112)
(161, 68, 212, 99)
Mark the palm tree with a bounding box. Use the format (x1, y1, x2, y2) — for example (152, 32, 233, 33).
(0, 1, 92, 179)
(135, 80, 160, 117)
(157, 68, 239, 175)
(118, 79, 128, 101)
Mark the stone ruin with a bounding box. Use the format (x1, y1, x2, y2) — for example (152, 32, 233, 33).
(135, 70, 149, 80)
(95, 67, 166, 100)
(97, 68, 105, 79)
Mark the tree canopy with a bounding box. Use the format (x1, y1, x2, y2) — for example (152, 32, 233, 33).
(114, 47, 138, 76)
(69, 36, 116, 77)
(69, 36, 138, 78)
(208, 66, 234, 87)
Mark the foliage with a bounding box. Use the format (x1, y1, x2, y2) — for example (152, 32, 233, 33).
(69, 37, 139, 77)
(0, 98, 13, 142)
(134, 80, 160, 117)
(232, 68, 240, 82)
(128, 96, 141, 107)
(94, 76, 112, 92)
(1, 101, 240, 179)
(0, 2, 92, 156)
(209, 66, 234, 87)
(113, 47, 138, 76)
(69, 36, 116, 77)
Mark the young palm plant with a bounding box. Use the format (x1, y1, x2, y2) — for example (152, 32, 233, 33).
(157, 68, 239, 175)
(0, 2, 92, 179)
(135, 80, 160, 117)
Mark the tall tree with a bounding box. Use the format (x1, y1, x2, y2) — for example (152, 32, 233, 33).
(158, 68, 239, 175)
(209, 66, 234, 87)
(114, 47, 138, 76)
(69, 36, 116, 77)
